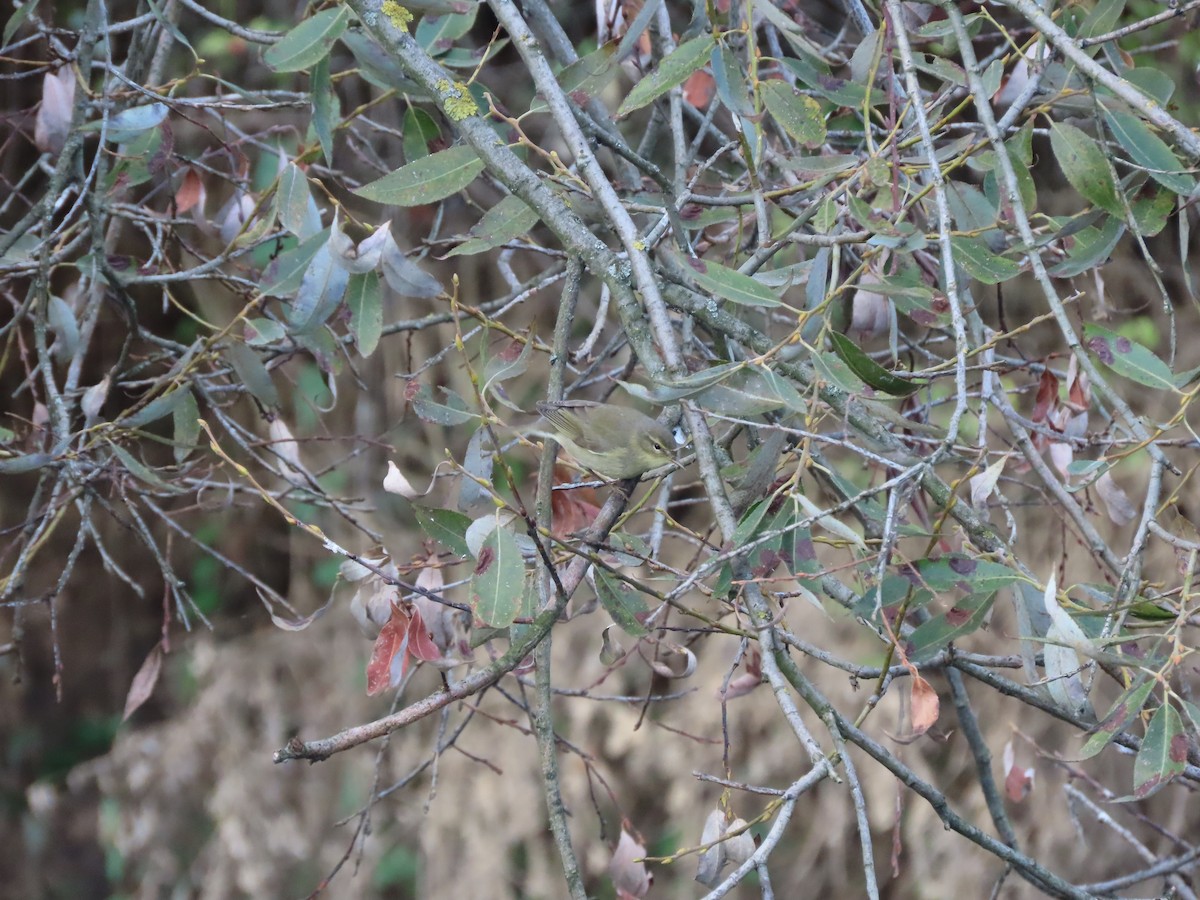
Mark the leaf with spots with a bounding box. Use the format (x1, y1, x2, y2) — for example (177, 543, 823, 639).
(1084, 322, 1175, 392)
(468, 523, 525, 628)
(1132, 702, 1188, 799)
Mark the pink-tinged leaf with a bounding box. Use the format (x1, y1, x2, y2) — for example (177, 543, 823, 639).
(1002, 740, 1034, 802)
(1133, 703, 1187, 798)
(1095, 472, 1137, 525)
(719, 646, 762, 699)
(720, 672, 762, 700)
(1049, 441, 1073, 480)
(35, 67, 75, 155)
(609, 828, 652, 898)
(405, 607, 442, 662)
(910, 675, 940, 735)
(366, 603, 411, 695)
(122, 642, 164, 722)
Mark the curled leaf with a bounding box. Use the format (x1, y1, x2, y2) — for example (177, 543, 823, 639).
(383, 459, 423, 498)
(649, 642, 696, 680)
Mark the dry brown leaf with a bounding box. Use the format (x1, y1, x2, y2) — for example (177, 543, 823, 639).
(1032, 367, 1058, 424)
(122, 641, 164, 722)
(175, 167, 205, 216)
(909, 674, 940, 736)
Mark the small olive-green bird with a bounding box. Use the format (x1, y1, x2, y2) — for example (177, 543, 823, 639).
(535, 400, 677, 480)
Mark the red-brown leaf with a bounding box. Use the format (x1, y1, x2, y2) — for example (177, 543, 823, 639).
(1032, 367, 1058, 424)
(366, 603, 411, 695)
(406, 606, 442, 662)
(176, 167, 205, 215)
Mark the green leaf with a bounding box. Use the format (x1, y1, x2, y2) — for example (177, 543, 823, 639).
(172, 389, 201, 464)
(1133, 703, 1188, 798)
(446, 194, 540, 257)
(415, 8, 477, 51)
(679, 255, 781, 307)
(761, 80, 826, 148)
(829, 331, 925, 396)
(1084, 322, 1175, 392)
(311, 58, 336, 166)
(915, 555, 1023, 594)
(1076, 0, 1125, 42)
(99, 103, 170, 142)
(1079, 679, 1154, 759)
(1103, 109, 1193, 196)
(1048, 216, 1124, 278)
(355, 144, 484, 206)
(346, 271, 383, 357)
(593, 569, 649, 635)
(412, 506, 472, 558)
(906, 591, 997, 661)
(109, 443, 173, 490)
(469, 524, 525, 628)
(262, 228, 329, 297)
(276, 162, 320, 239)
(4, 0, 39, 45)
(244, 318, 287, 346)
(1049, 121, 1122, 216)
(617, 34, 716, 117)
(810, 350, 866, 393)
(225, 341, 280, 409)
(1123, 67, 1174, 105)
(1130, 182, 1173, 237)
(122, 388, 189, 429)
(411, 384, 476, 425)
(780, 56, 873, 107)
(950, 236, 1021, 284)
(531, 42, 620, 112)
(697, 365, 805, 416)
(289, 241, 348, 333)
(713, 44, 752, 116)
(263, 6, 351, 72)
(402, 107, 441, 163)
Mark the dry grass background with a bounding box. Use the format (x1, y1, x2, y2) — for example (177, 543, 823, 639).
(6, 247, 1200, 899)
